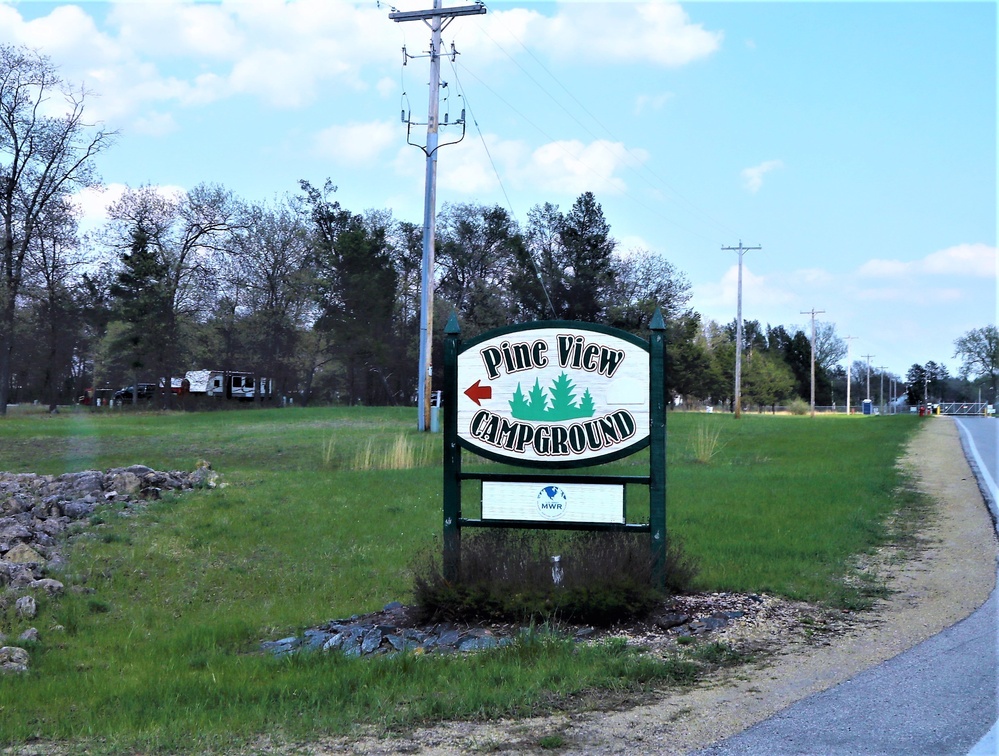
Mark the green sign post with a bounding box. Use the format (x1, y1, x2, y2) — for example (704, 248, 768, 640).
(443, 311, 667, 586)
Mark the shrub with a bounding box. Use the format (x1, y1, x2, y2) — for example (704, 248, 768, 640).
(411, 529, 699, 627)
(786, 397, 810, 415)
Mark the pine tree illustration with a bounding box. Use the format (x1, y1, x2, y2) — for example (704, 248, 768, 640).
(526, 378, 550, 420)
(577, 389, 596, 417)
(509, 384, 530, 419)
(547, 372, 579, 420)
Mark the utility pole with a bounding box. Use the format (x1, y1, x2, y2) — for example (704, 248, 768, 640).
(844, 335, 858, 415)
(862, 354, 874, 403)
(800, 308, 825, 417)
(390, 1, 487, 431)
(877, 366, 886, 415)
(722, 241, 761, 419)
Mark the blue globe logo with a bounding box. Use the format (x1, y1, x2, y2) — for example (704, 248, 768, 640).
(537, 485, 567, 520)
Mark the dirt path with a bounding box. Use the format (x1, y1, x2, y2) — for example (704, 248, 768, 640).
(305, 417, 997, 755)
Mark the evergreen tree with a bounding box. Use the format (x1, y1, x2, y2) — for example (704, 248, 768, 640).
(109, 223, 172, 401)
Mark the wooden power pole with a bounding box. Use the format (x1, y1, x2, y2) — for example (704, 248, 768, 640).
(800, 308, 825, 417)
(390, 1, 487, 431)
(722, 241, 761, 419)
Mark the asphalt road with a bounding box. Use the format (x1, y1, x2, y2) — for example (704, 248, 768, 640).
(698, 416, 999, 756)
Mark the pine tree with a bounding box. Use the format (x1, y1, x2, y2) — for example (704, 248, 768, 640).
(109, 223, 173, 395)
(526, 378, 550, 420)
(509, 383, 530, 419)
(548, 372, 587, 420)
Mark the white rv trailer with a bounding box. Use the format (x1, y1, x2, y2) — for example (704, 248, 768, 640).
(184, 370, 273, 401)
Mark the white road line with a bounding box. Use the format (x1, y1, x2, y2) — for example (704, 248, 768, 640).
(956, 418, 999, 756)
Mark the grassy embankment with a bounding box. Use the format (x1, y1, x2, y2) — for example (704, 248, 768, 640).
(0, 405, 923, 751)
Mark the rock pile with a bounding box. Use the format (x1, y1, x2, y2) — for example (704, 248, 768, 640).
(0, 463, 221, 674)
(262, 602, 599, 659)
(261, 594, 798, 662)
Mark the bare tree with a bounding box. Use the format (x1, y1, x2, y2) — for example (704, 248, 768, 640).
(227, 196, 313, 400)
(21, 196, 84, 411)
(954, 325, 999, 397)
(0, 44, 114, 413)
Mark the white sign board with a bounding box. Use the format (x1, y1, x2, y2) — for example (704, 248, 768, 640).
(457, 326, 650, 466)
(482, 482, 625, 524)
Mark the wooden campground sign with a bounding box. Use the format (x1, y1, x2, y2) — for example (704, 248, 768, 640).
(456, 324, 651, 466)
(442, 312, 667, 586)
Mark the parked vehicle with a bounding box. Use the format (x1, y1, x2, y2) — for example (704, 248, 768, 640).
(113, 383, 157, 404)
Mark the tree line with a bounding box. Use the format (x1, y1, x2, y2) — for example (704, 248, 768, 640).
(3, 44, 995, 414)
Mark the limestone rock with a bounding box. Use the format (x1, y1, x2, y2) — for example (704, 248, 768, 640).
(3, 543, 45, 565)
(0, 646, 29, 674)
(15, 595, 36, 619)
(29, 578, 64, 596)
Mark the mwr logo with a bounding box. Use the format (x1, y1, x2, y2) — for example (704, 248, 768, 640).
(536, 485, 568, 520)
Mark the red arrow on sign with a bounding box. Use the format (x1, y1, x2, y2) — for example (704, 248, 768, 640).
(464, 380, 492, 406)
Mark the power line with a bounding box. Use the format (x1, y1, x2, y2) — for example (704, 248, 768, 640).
(448, 57, 556, 318)
(472, 14, 742, 242)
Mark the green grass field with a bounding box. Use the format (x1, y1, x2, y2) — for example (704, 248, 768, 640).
(0, 406, 924, 751)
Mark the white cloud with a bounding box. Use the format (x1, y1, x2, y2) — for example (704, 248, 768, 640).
(536, 2, 722, 67)
(71, 183, 188, 231)
(426, 134, 647, 200)
(71, 184, 129, 227)
(0, 1, 719, 140)
(617, 236, 656, 256)
(375, 77, 396, 98)
(859, 243, 997, 279)
(313, 120, 399, 166)
(741, 159, 783, 193)
(854, 286, 965, 304)
(634, 92, 674, 116)
(524, 139, 648, 196)
(130, 111, 179, 137)
(0, 1, 399, 128)
(691, 264, 798, 320)
(923, 243, 997, 277)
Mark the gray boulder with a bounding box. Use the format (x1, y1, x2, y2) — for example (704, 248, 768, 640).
(0, 646, 29, 674)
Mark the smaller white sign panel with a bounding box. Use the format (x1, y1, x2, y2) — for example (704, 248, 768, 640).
(481, 482, 624, 524)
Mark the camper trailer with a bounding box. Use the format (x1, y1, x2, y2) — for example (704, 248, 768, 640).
(184, 370, 273, 401)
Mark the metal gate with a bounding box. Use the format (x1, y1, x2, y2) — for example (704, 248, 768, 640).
(936, 402, 990, 415)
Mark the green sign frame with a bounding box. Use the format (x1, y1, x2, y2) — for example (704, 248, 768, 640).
(442, 310, 667, 587)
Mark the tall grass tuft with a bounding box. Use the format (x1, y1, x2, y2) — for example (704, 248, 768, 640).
(321, 435, 337, 468)
(322, 432, 438, 471)
(691, 423, 724, 464)
(351, 433, 437, 470)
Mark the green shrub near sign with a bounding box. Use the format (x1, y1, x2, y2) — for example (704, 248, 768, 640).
(0, 406, 921, 750)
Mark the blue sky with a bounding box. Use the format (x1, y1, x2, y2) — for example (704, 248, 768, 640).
(3, 0, 995, 379)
